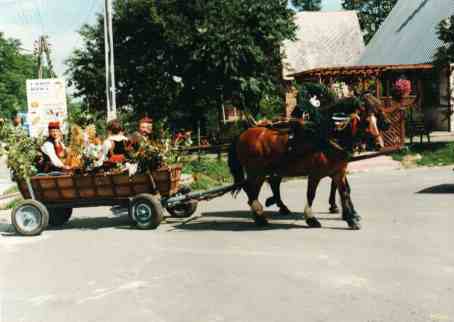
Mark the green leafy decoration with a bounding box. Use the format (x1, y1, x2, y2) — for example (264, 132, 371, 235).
(0, 120, 43, 180)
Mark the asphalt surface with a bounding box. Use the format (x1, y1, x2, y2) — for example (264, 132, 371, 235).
(1, 166, 454, 322)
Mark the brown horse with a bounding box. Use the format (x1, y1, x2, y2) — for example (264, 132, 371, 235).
(228, 93, 389, 230)
(266, 93, 391, 216)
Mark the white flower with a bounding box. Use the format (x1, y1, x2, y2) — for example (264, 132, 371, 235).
(310, 95, 320, 108)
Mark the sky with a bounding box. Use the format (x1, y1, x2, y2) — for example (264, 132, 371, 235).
(0, 0, 343, 77)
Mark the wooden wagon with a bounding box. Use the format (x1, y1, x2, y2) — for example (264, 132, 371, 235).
(12, 165, 198, 236)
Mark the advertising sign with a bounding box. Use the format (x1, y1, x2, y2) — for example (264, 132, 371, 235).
(26, 78, 67, 137)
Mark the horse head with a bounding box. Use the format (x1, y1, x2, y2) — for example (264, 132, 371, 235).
(360, 93, 391, 150)
(328, 94, 390, 151)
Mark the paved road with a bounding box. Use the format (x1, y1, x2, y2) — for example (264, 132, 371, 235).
(1, 167, 454, 322)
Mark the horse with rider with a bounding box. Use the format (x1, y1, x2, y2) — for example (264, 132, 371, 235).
(228, 83, 391, 230)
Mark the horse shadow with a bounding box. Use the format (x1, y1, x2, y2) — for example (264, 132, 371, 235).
(170, 210, 349, 232)
(417, 184, 454, 194)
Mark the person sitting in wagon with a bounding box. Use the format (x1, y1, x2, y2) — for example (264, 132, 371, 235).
(102, 119, 130, 168)
(129, 117, 153, 148)
(40, 121, 71, 172)
(137, 116, 153, 140)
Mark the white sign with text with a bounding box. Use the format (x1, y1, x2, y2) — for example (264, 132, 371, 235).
(26, 78, 67, 137)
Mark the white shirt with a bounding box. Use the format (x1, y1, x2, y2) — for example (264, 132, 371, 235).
(102, 134, 128, 160)
(41, 141, 66, 168)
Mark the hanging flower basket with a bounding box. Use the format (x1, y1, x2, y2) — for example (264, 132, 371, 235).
(392, 79, 412, 100)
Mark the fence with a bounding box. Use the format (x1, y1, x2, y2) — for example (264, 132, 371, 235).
(174, 144, 230, 160)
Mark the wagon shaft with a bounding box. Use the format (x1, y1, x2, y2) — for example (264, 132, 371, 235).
(164, 182, 245, 207)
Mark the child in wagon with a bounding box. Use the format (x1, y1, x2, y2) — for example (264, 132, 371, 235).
(83, 125, 104, 171)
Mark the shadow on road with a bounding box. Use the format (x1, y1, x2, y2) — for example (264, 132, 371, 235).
(417, 184, 454, 194)
(1, 211, 348, 234)
(170, 211, 348, 232)
(0, 222, 14, 235)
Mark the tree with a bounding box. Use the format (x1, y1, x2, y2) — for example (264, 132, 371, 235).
(66, 0, 296, 124)
(0, 33, 36, 118)
(434, 15, 454, 69)
(291, 0, 322, 11)
(342, 0, 398, 44)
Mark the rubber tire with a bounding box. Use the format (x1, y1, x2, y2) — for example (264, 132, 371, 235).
(48, 208, 73, 227)
(130, 194, 163, 229)
(166, 201, 198, 218)
(11, 199, 49, 236)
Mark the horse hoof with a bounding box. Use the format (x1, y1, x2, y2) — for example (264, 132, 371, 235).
(253, 215, 269, 226)
(343, 211, 361, 221)
(346, 219, 361, 230)
(279, 206, 291, 216)
(265, 197, 276, 207)
(306, 217, 322, 228)
(352, 211, 362, 221)
(329, 206, 340, 214)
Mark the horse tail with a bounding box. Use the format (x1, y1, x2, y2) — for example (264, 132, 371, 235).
(228, 136, 244, 196)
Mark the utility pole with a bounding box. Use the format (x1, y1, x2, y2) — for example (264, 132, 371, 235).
(33, 35, 56, 79)
(104, 0, 117, 121)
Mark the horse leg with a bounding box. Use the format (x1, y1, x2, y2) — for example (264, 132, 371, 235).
(245, 177, 267, 226)
(304, 176, 322, 228)
(344, 178, 361, 221)
(329, 179, 340, 214)
(265, 178, 277, 207)
(333, 174, 361, 230)
(267, 176, 291, 215)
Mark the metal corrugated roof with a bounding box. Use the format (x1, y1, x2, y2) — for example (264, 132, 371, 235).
(359, 0, 454, 65)
(282, 11, 365, 78)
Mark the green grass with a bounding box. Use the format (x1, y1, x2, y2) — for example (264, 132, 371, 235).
(182, 157, 232, 191)
(391, 142, 454, 167)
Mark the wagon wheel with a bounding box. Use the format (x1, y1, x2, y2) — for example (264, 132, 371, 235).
(48, 208, 73, 227)
(11, 199, 49, 236)
(166, 201, 198, 218)
(130, 194, 163, 229)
